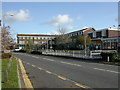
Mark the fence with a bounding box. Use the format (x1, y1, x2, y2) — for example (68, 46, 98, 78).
(42, 50, 102, 59)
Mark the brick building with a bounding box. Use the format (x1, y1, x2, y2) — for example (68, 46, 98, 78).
(88, 28, 120, 50)
(17, 34, 57, 49)
(17, 28, 120, 50)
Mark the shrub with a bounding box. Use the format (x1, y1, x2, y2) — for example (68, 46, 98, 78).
(100, 52, 117, 62)
(114, 57, 120, 62)
(26, 49, 32, 53)
(31, 50, 42, 54)
(1, 53, 12, 59)
(19, 49, 26, 53)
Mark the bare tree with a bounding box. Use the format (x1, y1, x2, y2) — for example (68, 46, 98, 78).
(55, 26, 72, 49)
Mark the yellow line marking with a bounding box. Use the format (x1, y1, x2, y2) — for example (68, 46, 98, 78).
(38, 67, 42, 70)
(58, 76, 66, 80)
(75, 83, 88, 89)
(18, 59, 93, 89)
(46, 71, 52, 74)
(18, 59, 33, 88)
(32, 65, 36, 67)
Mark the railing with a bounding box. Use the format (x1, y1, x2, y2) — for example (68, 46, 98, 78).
(42, 50, 102, 59)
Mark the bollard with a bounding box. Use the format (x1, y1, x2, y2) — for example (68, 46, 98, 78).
(107, 56, 109, 62)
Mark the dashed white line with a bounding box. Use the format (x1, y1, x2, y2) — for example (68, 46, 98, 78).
(60, 61, 81, 67)
(43, 58, 55, 61)
(93, 68, 119, 73)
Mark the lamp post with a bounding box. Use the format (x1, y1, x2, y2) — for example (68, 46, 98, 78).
(84, 35, 87, 56)
(50, 39, 53, 50)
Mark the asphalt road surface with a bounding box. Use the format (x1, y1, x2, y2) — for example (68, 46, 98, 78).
(14, 52, 119, 89)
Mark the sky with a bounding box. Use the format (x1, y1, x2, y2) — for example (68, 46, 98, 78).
(2, 2, 118, 36)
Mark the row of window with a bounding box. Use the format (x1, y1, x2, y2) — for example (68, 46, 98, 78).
(18, 37, 55, 40)
(68, 31, 83, 37)
(88, 30, 107, 38)
(19, 41, 47, 44)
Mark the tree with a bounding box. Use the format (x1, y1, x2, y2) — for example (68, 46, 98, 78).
(76, 34, 92, 48)
(55, 26, 72, 50)
(1, 26, 15, 51)
(24, 39, 33, 51)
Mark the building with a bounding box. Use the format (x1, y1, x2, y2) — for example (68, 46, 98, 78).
(17, 28, 120, 51)
(68, 28, 95, 38)
(17, 34, 57, 49)
(50, 27, 95, 50)
(88, 28, 120, 50)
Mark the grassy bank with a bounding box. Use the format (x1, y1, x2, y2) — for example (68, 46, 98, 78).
(2, 58, 18, 88)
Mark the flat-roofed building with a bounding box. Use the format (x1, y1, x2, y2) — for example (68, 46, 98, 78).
(17, 34, 57, 49)
(88, 28, 120, 50)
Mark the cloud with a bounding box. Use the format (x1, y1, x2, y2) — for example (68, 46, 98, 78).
(46, 14, 73, 27)
(4, 9, 32, 23)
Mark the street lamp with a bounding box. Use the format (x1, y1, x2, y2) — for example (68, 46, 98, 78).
(84, 35, 87, 56)
(2, 14, 14, 27)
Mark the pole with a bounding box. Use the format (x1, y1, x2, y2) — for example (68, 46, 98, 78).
(85, 35, 87, 56)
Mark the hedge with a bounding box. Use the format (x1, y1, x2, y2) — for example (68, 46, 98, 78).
(1, 53, 12, 59)
(100, 52, 117, 62)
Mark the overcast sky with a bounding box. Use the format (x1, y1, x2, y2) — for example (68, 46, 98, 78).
(2, 2, 118, 36)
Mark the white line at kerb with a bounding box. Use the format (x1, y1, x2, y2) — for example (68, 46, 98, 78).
(93, 68, 119, 73)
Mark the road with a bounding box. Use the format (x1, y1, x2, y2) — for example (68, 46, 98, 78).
(14, 52, 119, 89)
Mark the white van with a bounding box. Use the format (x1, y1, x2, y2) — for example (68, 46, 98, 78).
(14, 47, 22, 51)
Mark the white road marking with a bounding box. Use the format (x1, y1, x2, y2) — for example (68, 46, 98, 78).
(60, 61, 81, 67)
(42, 58, 55, 61)
(93, 68, 119, 73)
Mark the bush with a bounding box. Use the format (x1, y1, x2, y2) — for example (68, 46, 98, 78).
(1, 53, 12, 59)
(114, 57, 120, 62)
(19, 49, 26, 53)
(31, 50, 42, 54)
(100, 52, 117, 62)
(26, 49, 32, 53)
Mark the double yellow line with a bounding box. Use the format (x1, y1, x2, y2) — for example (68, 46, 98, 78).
(18, 59, 33, 89)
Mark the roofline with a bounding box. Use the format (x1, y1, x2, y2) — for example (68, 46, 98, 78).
(17, 34, 58, 36)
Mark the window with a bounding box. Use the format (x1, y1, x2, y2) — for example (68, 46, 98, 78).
(27, 37, 29, 39)
(30, 37, 33, 39)
(96, 31, 102, 38)
(34, 37, 37, 39)
(34, 41, 38, 44)
(23, 37, 25, 39)
(42, 41, 45, 44)
(19, 41, 25, 44)
(19, 37, 21, 39)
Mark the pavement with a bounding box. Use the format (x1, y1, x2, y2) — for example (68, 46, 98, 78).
(14, 52, 119, 89)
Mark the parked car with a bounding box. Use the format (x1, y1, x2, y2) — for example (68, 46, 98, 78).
(14, 47, 22, 52)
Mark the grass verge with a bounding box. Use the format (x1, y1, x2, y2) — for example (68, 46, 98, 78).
(2, 58, 18, 88)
